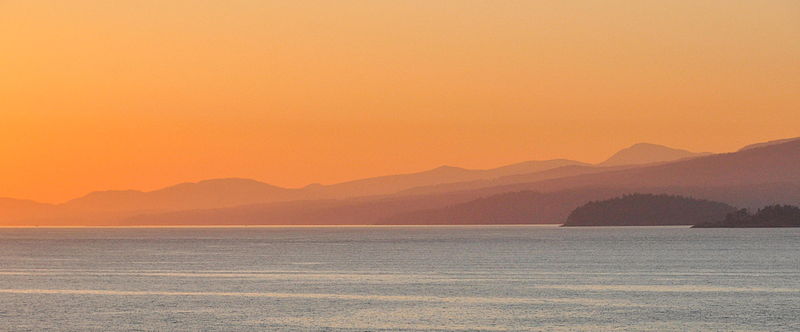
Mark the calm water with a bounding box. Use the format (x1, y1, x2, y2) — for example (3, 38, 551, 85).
(0, 226, 797, 331)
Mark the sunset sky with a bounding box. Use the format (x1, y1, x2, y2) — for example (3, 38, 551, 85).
(1, 0, 799, 203)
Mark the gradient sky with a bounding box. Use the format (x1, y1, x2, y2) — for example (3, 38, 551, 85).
(1, 0, 799, 203)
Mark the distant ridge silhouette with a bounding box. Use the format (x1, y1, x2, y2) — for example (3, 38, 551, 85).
(737, 137, 800, 152)
(302, 159, 588, 200)
(380, 139, 800, 225)
(598, 143, 709, 166)
(0, 198, 57, 221)
(1, 158, 588, 224)
(62, 178, 298, 213)
(3, 137, 799, 226)
(54, 159, 588, 215)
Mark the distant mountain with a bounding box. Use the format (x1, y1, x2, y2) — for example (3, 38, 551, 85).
(738, 137, 800, 152)
(62, 178, 303, 213)
(108, 138, 800, 226)
(62, 160, 581, 212)
(6, 137, 800, 226)
(120, 192, 487, 226)
(380, 139, 800, 225)
(131, 181, 798, 227)
(0, 141, 700, 225)
(482, 159, 590, 178)
(598, 143, 708, 166)
(62, 138, 800, 226)
(0, 198, 57, 224)
(394, 164, 629, 197)
(0, 197, 53, 211)
(47, 160, 589, 215)
(306, 159, 588, 199)
(375, 183, 800, 226)
(392, 143, 702, 198)
(381, 188, 627, 225)
(0, 159, 588, 225)
(510, 139, 800, 191)
(562, 194, 736, 226)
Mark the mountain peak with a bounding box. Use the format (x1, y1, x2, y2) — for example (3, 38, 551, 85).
(155, 177, 287, 192)
(738, 137, 800, 152)
(599, 143, 707, 167)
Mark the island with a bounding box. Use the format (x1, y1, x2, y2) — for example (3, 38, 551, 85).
(693, 205, 800, 228)
(562, 193, 736, 226)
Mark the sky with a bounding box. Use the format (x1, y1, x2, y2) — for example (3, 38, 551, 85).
(1, 0, 799, 203)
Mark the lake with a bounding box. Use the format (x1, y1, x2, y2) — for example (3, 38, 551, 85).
(0, 226, 797, 331)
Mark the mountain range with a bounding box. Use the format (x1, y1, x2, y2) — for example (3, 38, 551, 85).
(380, 139, 800, 225)
(1, 139, 796, 226)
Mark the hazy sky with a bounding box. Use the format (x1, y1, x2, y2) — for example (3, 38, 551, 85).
(1, 0, 799, 203)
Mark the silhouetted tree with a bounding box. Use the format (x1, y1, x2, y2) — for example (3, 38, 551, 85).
(694, 204, 800, 227)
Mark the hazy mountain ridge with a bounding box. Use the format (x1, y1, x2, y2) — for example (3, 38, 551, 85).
(509, 139, 800, 191)
(2, 138, 797, 226)
(62, 178, 300, 213)
(380, 188, 627, 225)
(0, 163, 579, 225)
(119, 181, 800, 226)
(738, 137, 800, 152)
(393, 165, 632, 197)
(391, 143, 708, 198)
(297, 160, 587, 200)
(378, 183, 800, 226)
(123, 134, 800, 226)
(598, 143, 710, 166)
(0, 198, 57, 221)
(64, 160, 590, 211)
(1, 157, 593, 224)
(379, 140, 800, 225)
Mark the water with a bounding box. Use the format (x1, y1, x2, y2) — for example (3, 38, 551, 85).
(0, 226, 797, 331)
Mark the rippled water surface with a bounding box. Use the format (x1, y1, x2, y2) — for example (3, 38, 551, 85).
(0, 226, 797, 331)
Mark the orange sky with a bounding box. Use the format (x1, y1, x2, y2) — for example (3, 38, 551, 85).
(1, 0, 799, 203)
